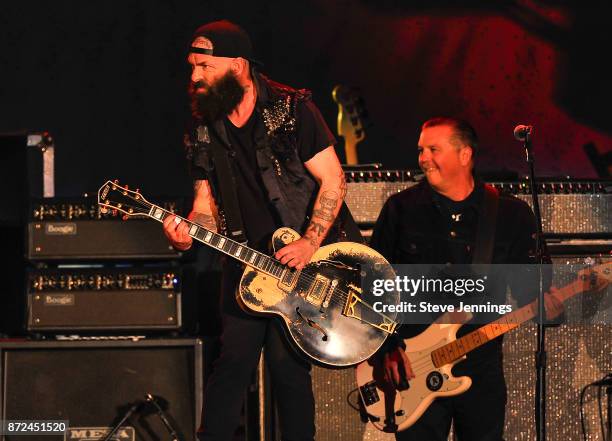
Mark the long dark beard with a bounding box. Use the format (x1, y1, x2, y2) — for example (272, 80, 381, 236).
(190, 71, 245, 123)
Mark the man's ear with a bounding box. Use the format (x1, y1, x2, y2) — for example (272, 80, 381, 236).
(231, 58, 246, 75)
(460, 146, 473, 166)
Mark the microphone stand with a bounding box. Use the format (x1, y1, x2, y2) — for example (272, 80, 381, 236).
(102, 394, 180, 441)
(521, 129, 548, 441)
(146, 394, 180, 441)
(102, 401, 144, 441)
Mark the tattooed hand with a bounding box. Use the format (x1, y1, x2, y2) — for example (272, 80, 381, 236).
(274, 237, 318, 270)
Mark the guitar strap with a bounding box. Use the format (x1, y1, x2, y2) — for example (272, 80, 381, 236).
(471, 184, 500, 264)
(207, 134, 248, 244)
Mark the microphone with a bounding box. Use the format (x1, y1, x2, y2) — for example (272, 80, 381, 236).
(513, 124, 533, 141)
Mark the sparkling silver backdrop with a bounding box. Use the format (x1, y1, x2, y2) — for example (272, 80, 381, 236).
(311, 256, 611, 441)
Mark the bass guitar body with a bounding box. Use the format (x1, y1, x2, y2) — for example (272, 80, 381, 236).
(356, 323, 471, 431)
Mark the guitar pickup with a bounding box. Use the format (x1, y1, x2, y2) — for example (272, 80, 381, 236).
(360, 381, 380, 406)
(278, 267, 299, 291)
(305, 275, 330, 307)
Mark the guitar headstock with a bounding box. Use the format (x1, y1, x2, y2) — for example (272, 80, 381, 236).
(98, 180, 151, 218)
(332, 85, 368, 165)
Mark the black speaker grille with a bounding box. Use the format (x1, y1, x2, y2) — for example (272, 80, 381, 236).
(0, 339, 202, 441)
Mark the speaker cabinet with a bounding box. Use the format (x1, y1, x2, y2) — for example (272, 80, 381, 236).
(0, 339, 202, 441)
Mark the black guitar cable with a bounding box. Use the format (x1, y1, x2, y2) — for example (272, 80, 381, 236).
(581, 383, 589, 441)
(598, 386, 606, 441)
(581, 374, 612, 441)
(346, 387, 361, 412)
(346, 387, 381, 424)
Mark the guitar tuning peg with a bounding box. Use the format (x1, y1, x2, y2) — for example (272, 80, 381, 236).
(113, 179, 119, 184)
(122, 214, 129, 221)
(100, 206, 108, 214)
(135, 188, 140, 193)
(111, 209, 118, 217)
(124, 184, 129, 189)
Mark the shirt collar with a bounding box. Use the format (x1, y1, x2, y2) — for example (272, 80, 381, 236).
(417, 179, 485, 209)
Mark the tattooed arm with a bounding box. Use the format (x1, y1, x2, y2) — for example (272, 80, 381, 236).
(189, 180, 219, 231)
(274, 146, 346, 269)
(303, 147, 346, 247)
(163, 179, 219, 251)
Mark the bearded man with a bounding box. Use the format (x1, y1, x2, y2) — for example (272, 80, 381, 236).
(162, 20, 361, 441)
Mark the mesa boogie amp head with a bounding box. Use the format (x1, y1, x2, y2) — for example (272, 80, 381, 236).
(27, 196, 184, 260)
(26, 266, 185, 332)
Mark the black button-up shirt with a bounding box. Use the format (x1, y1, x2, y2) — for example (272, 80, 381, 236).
(370, 179, 539, 370)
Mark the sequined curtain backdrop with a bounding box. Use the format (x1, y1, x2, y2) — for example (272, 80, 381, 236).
(311, 257, 611, 441)
(312, 324, 612, 441)
(312, 254, 612, 441)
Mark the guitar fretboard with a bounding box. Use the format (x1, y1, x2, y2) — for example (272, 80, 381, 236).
(148, 204, 286, 278)
(430, 278, 586, 368)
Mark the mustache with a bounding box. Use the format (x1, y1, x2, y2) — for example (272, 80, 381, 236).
(190, 80, 207, 94)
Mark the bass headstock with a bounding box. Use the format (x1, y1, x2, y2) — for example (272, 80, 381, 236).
(332, 85, 369, 165)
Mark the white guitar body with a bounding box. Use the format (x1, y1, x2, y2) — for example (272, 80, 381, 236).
(355, 261, 610, 432)
(356, 323, 472, 432)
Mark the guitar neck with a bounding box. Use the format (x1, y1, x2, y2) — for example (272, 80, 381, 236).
(147, 204, 286, 279)
(430, 278, 585, 367)
(344, 142, 359, 165)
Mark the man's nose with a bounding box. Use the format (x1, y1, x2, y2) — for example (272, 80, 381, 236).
(191, 69, 202, 84)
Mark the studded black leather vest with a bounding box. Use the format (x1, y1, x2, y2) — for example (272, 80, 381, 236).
(188, 71, 361, 244)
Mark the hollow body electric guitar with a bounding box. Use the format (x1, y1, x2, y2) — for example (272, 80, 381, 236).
(98, 180, 399, 367)
(356, 262, 610, 432)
